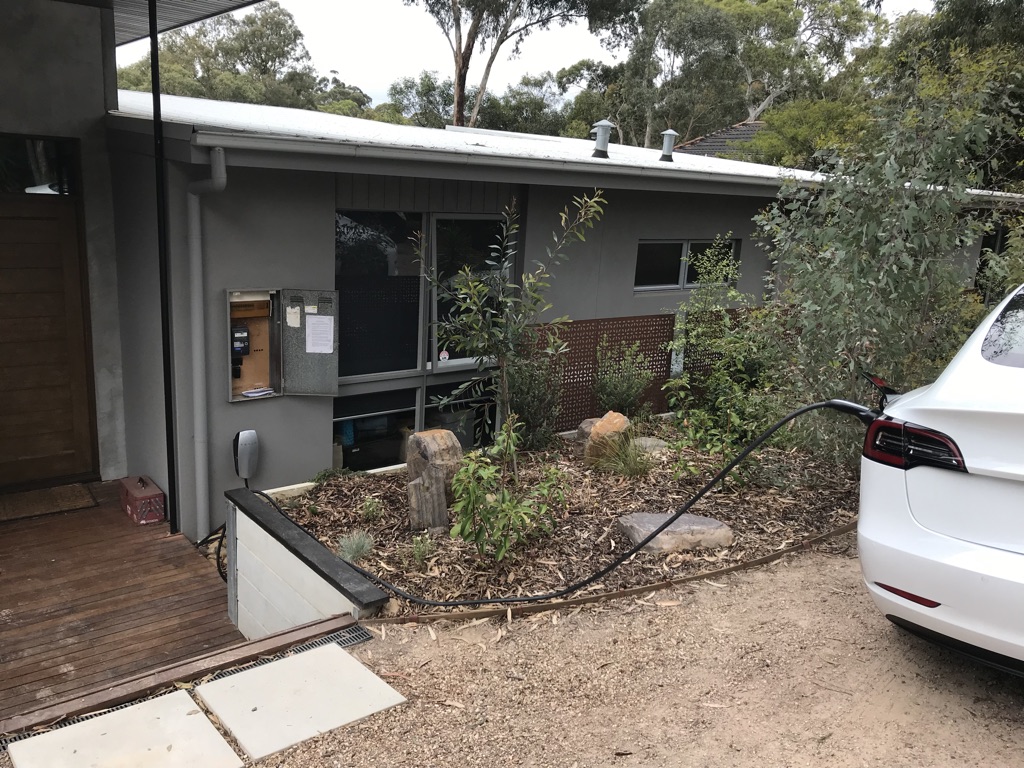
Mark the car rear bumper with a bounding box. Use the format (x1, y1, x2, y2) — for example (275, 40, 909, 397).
(859, 458, 1024, 663)
(885, 615, 1024, 677)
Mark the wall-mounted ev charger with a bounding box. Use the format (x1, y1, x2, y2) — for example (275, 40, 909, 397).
(233, 429, 259, 483)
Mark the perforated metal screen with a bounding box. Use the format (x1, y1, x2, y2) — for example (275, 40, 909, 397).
(553, 314, 674, 431)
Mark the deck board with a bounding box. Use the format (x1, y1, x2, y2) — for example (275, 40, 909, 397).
(0, 482, 244, 727)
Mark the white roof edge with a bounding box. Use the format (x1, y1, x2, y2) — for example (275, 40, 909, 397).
(189, 130, 792, 188)
(110, 89, 813, 188)
(109, 90, 1024, 206)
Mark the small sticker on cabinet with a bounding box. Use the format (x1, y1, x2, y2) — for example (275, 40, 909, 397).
(305, 305, 318, 314)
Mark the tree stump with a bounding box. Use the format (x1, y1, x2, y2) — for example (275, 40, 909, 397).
(406, 429, 463, 530)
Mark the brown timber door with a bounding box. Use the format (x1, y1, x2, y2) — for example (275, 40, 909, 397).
(0, 195, 97, 489)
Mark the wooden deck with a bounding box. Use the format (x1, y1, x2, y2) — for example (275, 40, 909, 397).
(0, 482, 245, 730)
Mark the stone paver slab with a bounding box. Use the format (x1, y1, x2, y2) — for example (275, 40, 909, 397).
(7, 691, 241, 768)
(195, 643, 405, 760)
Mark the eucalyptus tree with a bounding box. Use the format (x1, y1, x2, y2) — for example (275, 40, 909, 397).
(117, 1, 372, 114)
(403, 0, 639, 127)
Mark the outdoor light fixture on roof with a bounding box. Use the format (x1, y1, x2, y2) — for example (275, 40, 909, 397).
(592, 120, 614, 159)
(660, 129, 680, 162)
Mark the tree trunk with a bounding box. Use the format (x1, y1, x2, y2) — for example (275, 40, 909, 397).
(643, 105, 655, 148)
(453, 58, 470, 126)
(467, 44, 500, 128)
(468, 0, 521, 128)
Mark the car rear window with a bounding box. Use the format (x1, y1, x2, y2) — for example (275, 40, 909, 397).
(981, 288, 1024, 368)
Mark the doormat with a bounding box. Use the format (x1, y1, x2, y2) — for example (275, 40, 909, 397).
(0, 484, 96, 523)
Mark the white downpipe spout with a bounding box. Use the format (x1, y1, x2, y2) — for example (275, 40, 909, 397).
(187, 147, 227, 540)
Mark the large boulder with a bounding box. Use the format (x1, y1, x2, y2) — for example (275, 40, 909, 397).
(407, 429, 463, 530)
(576, 417, 601, 443)
(583, 411, 630, 466)
(617, 512, 734, 553)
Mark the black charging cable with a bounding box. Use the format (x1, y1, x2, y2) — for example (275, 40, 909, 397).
(196, 523, 228, 582)
(252, 399, 875, 608)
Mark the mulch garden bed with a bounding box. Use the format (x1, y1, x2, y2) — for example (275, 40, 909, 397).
(283, 424, 858, 616)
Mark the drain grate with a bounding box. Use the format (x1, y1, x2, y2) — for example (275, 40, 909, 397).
(205, 625, 374, 682)
(0, 624, 374, 752)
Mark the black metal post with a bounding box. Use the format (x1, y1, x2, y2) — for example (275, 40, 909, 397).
(148, 0, 180, 534)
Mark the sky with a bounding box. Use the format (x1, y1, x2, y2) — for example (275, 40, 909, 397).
(116, 0, 936, 107)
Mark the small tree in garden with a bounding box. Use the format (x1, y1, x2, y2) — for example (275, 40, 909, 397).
(449, 415, 567, 561)
(429, 191, 604, 561)
(428, 191, 606, 437)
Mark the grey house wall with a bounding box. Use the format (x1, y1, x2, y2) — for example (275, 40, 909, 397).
(526, 185, 773, 322)
(183, 165, 336, 538)
(110, 148, 166, 485)
(1, 0, 126, 481)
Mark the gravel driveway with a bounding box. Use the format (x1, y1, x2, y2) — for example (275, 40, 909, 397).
(4, 536, 1021, 768)
(260, 534, 1024, 768)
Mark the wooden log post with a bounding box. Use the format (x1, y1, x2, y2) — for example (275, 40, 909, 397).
(406, 429, 463, 530)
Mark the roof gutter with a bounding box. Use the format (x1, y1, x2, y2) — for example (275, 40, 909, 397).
(190, 131, 797, 191)
(189, 131, 1024, 208)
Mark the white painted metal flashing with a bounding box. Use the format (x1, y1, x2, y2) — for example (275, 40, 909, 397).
(112, 89, 1024, 207)
(111, 89, 813, 189)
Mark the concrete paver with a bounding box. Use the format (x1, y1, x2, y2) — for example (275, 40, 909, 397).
(7, 691, 241, 768)
(195, 643, 405, 760)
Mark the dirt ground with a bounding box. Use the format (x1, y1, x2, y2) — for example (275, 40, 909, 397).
(5, 537, 1022, 768)
(258, 535, 1024, 768)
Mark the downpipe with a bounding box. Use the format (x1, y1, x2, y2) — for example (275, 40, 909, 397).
(187, 147, 227, 541)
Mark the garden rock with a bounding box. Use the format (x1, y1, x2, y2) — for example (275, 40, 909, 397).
(407, 429, 462, 530)
(576, 418, 600, 442)
(583, 411, 630, 466)
(634, 436, 669, 454)
(617, 512, 734, 553)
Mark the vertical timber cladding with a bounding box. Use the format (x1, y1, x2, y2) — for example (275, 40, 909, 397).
(0, 196, 97, 488)
(334, 174, 514, 215)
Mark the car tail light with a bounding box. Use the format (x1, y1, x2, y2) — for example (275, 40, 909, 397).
(875, 582, 941, 608)
(863, 418, 966, 472)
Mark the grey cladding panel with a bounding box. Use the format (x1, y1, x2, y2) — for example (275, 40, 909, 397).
(280, 289, 339, 396)
(335, 173, 511, 214)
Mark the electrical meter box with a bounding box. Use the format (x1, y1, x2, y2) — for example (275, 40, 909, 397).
(227, 288, 339, 402)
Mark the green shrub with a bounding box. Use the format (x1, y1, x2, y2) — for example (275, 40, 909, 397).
(449, 417, 566, 561)
(593, 337, 654, 418)
(666, 237, 792, 464)
(411, 534, 435, 571)
(428, 193, 605, 436)
(360, 495, 382, 522)
(507, 340, 562, 451)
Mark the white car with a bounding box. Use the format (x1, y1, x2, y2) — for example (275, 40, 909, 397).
(859, 283, 1024, 673)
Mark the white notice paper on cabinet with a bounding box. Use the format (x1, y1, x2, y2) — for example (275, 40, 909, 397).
(305, 315, 334, 353)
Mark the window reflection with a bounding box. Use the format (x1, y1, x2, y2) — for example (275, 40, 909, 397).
(0, 135, 76, 195)
(335, 211, 422, 377)
(981, 289, 1024, 368)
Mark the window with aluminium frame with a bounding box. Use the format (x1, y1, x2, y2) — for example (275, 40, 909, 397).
(633, 238, 741, 291)
(333, 210, 504, 469)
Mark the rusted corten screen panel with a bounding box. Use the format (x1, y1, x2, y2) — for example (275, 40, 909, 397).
(554, 314, 675, 432)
